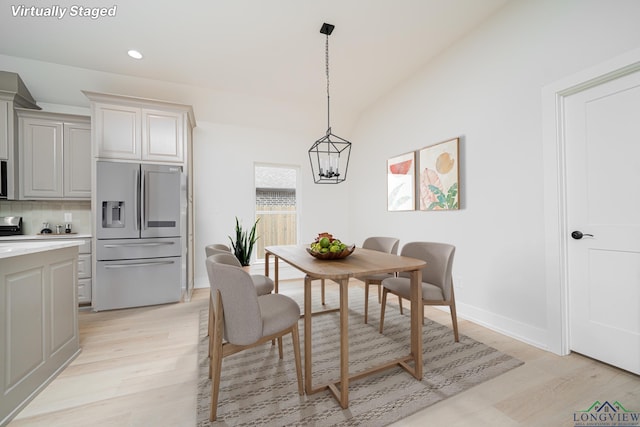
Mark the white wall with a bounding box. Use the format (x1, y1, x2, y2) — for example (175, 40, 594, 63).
(192, 120, 351, 286)
(348, 0, 640, 350)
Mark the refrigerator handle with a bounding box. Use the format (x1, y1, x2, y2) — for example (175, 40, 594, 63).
(135, 167, 141, 231)
(141, 167, 148, 231)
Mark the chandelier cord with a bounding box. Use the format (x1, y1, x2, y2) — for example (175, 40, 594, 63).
(326, 33, 331, 133)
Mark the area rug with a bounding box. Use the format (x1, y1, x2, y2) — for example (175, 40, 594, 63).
(196, 289, 523, 426)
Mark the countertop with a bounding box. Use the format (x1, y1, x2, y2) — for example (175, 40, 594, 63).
(0, 234, 92, 242)
(0, 240, 85, 259)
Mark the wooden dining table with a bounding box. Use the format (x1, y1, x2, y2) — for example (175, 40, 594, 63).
(264, 245, 426, 409)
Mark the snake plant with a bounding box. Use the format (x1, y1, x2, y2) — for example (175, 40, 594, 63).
(228, 217, 259, 266)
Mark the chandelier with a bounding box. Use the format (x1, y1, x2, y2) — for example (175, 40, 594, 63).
(308, 23, 352, 184)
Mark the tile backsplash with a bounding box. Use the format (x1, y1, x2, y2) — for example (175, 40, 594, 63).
(0, 200, 91, 235)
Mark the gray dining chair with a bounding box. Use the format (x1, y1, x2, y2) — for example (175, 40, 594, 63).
(204, 248, 275, 349)
(204, 246, 274, 296)
(355, 237, 400, 324)
(206, 257, 303, 421)
(205, 243, 231, 256)
(318, 237, 401, 322)
(379, 241, 459, 342)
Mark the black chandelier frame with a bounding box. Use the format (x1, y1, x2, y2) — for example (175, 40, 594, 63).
(308, 22, 352, 184)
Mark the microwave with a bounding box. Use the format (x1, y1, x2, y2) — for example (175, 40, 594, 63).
(0, 161, 6, 199)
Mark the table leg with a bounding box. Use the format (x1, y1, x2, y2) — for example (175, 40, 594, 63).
(304, 274, 312, 394)
(274, 256, 279, 294)
(410, 269, 423, 379)
(264, 252, 270, 277)
(339, 278, 349, 408)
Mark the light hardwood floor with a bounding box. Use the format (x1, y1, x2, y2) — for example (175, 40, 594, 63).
(8, 280, 640, 427)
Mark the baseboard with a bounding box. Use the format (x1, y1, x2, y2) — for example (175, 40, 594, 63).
(455, 301, 549, 351)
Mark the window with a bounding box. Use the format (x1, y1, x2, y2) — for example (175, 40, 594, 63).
(255, 164, 298, 261)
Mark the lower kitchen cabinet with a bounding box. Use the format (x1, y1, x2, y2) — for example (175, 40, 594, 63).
(76, 239, 92, 305)
(0, 235, 92, 305)
(0, 244, 80, 426)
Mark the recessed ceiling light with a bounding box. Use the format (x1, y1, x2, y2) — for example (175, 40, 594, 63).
(127, 50, 143, 59)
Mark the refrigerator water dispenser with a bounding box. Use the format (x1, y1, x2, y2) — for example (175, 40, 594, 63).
(102, 201, 125, 228)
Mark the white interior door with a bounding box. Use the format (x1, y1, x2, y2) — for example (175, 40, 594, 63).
(565, 70, 640, 375)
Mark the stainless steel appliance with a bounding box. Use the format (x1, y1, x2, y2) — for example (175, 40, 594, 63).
(95, 161, 186, 311)
(0, 216, 22, 236)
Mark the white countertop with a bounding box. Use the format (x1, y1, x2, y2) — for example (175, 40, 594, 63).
(0, 234, 92, 242)
(0, 240, 84, 259)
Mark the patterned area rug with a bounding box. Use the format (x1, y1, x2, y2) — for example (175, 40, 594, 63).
(196, 288, 523, 426)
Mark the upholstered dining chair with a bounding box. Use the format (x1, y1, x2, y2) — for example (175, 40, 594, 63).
(318, 237, 401, 321)
(205, 246, 274, 296)
(379, 241, 459, 342)
(355, 237, 400, 324)
(205, 243, 231, 256)
(206, 257, 303, 421)
(204, 248, 275, 350)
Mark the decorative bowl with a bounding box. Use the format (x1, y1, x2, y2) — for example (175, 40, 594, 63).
(306, 244, 356, 260)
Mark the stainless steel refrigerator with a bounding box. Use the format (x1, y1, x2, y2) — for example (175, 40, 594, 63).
(95, 161, 186, 311)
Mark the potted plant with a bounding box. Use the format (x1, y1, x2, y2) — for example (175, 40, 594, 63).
(228, 217, 259, 267)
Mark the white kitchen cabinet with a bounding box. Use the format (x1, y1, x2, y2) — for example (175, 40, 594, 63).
(93, 103, 141, 160)
(63, 122, 92, 198)
(86, 92, 190, 163)
(0, 243, 80, 426)
(0, 235, 93, 305)
(142, 108, 184, 162)
(17, 110, 91, 199)
(76, 239, 92, 304)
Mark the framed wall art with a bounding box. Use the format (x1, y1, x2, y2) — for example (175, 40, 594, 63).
(418, 137, 460, 211)
(387, 151, 416, 211)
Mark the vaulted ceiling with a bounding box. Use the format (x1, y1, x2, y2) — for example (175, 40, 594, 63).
(0, 0, 510, 121)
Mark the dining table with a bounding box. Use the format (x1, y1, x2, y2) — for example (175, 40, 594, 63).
(264, 244, 427, 409)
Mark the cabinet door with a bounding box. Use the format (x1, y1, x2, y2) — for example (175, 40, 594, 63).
(142, 109, 184, 163)
(77, 253, 92, 279)
(63, 122, 91, 198)
(78, 278, 92, 304)
(0, 101, 8, 160)
(21, 116, 63, 198)
(95, 104, 140, 160)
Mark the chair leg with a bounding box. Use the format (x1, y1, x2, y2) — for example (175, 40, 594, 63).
(377, 284, 381, 303)
(450, 289, 460, 342)
(364, 281, 370, 324)
(398, 296, 403, 315)
(379, 288, 388, 333)
(208, 294, 213, 338)
(208, 297, 214, 358)
(291, 323, 304, 395)
(208, 295, 215, 378)
(210, 299, 224, 422)
(321, 279, 326, 305)
(278, 337, 283, 359)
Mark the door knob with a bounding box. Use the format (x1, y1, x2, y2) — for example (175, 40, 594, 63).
(571, 230, 594, 240)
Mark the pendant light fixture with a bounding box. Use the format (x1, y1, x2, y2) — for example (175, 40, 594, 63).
(308, 23, 352, 184)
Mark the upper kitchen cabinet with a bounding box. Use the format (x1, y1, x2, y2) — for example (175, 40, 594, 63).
(83, 91, 194, 164)
(17, 109, 91, 199)
(92, 103, 140, 160)
(0, 71, 40, 199)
